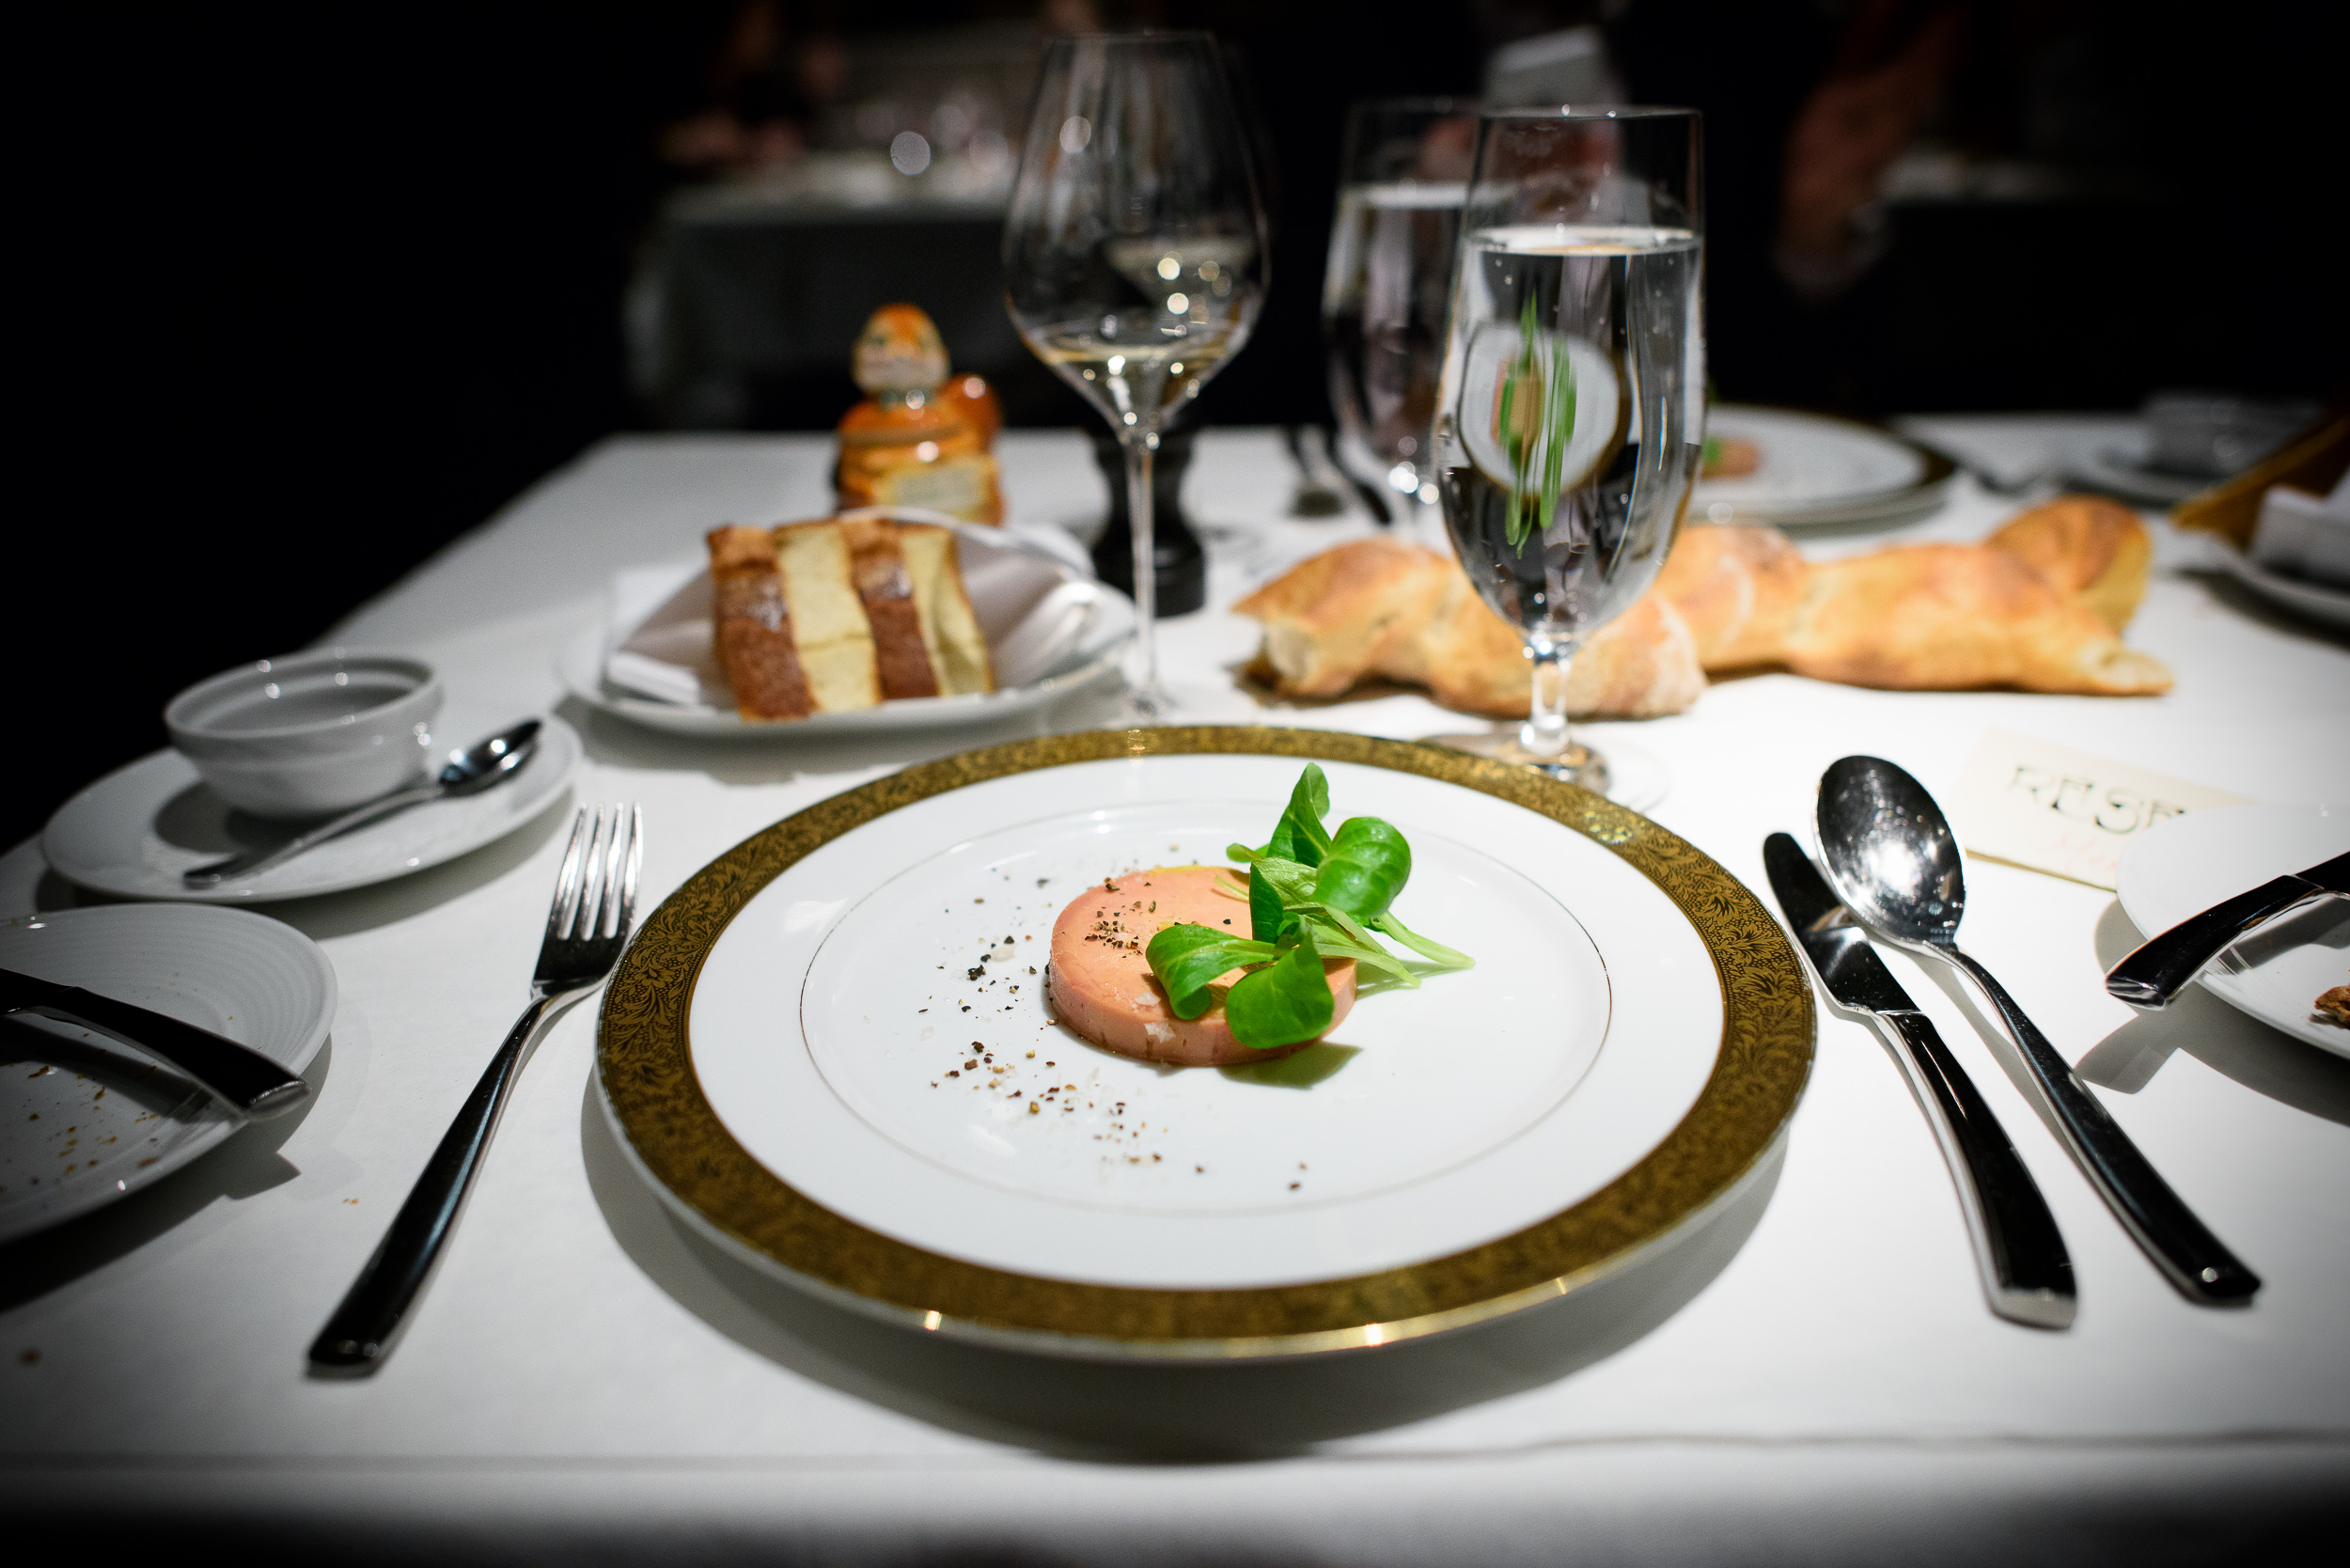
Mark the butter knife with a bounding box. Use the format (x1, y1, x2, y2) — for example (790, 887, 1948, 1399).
(1763, 834, 2075, 1328)
(2105, 851, 2350, 1009)
(0, 965, 310, 1119)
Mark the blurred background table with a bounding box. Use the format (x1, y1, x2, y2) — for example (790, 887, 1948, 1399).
(4, 417, 2344, 1562)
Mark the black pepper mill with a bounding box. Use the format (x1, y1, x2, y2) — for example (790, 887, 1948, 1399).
(1086, 419, 1206, 616)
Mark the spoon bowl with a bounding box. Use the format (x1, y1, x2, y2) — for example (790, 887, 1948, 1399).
(1813, 754, 2258, 1305)
(1816, 755, 1967, 949)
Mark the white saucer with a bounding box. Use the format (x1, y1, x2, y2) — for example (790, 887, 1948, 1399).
(2207, 541, 2350, 633)
(2116, 803, 2350, 1056)
(0, 903, 336, 1242)
(41, 705, 580, 903)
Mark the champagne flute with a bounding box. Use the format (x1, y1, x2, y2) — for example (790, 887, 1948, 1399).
(1322, 98, 1475, 541)
(1003, 32, 1268, 719)
(1427, 107, 1704, 797)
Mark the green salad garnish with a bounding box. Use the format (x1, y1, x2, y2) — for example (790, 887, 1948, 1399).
(1143, 764, 1474, 1050)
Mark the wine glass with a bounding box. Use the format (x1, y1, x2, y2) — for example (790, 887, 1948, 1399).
(1003, 32, 1268, 719)
(1322, 98, 1475, 541)
(1427, 107, 1704, 798)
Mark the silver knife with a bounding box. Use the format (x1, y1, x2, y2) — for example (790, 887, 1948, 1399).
(0, 966, 310, 1119)
(1763, 833, 2076, 1328)
(2106, 851, 2350, 1009)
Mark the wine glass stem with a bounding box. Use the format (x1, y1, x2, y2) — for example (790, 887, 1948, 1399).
(1122, 428, 1163, 713)
(1520, 638, 1573, 758)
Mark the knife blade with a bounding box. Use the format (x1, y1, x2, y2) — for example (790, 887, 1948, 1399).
(1763, 833, 2074, 1328)
(2106, 851, 2350, 1009)
(0, 965, 310, 1120)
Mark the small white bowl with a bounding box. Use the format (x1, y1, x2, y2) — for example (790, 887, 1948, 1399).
(164, 650, 445, 819)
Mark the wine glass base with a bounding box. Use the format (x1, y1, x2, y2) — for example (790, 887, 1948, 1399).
(1418, 731, 1668, 812)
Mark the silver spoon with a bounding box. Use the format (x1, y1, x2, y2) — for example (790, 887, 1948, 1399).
(183, 719, 541, 887)
(1814, 755, 2259, 1307)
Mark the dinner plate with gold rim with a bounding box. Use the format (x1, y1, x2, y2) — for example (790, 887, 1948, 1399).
(1694, 405, 1956, 527)
(595, 728, 1813, 1359)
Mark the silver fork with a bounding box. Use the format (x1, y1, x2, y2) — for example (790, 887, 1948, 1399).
(309, 804, 642, 1373)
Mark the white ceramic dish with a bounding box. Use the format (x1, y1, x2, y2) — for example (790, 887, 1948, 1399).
(2116, 803, 2350, 1056)
(1693, 405, 1955, 527)
(0, 904, 336, 1242)
(596, 733, 1813, 1357)
(557, 514, 1135, 738)
(164, 648, 445, 818)
(2207, 540, 2350, 633)
(41, 704, 580, 904)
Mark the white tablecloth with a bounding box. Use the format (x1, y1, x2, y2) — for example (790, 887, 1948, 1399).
(5, 424, 2346, 1562)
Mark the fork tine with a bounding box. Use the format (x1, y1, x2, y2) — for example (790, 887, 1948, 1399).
(572, 806, 612, 941)
(596, 805, 629, 939)
(618, 804, 643, 939)
(546, 808, 590, 941)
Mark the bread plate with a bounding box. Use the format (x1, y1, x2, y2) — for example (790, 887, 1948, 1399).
(2117, 803, 2350, 1057)
(1694, 404, 1956, 528)
(556, 511, 1135, 738)
(594, 728, 1813, 1360)
(0, 904, 335, 1242)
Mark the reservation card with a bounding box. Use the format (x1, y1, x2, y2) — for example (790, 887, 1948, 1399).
(1950, 729, 2252, 890)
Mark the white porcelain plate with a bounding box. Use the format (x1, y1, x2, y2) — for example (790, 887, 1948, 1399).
(41, 704, 580, 903)
(556, 518, 1135, 738)
(670, 755, 1716, 1292)
(2208, 541, 2350, 633)
(2116, 803, 2350, 1056)
(1694, 405, 1954, 527)
(0, 904, 336, 1242)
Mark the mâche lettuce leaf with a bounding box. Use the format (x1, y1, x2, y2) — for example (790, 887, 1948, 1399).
(1149, 763, 1473, 1049)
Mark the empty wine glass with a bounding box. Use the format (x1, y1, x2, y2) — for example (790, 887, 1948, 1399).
(1003, 32, 1268, 719)
(1323, 98, 1475, 541)
(1427, 107, 1704, 799)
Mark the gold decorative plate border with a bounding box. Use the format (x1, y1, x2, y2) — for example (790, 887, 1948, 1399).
(597, 726, 1813, 1358)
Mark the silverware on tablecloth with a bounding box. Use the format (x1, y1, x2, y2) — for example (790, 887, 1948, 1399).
(2105, 852, 2350, 1009)
(308, 802, 641, 1373)
(0, 964, 310, 1120)
(1814, 755, 2259, 1306)
(1762, 834, 2074, 1328)
(183, 719, 542, 887)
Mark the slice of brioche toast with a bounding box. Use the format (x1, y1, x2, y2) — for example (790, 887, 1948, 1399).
(707, 518, 997, 720)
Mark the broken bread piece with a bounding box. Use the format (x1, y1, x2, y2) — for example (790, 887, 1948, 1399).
(707, 517, 995, 720)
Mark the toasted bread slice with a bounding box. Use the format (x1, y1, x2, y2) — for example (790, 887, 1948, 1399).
(707, 525, 814, 720)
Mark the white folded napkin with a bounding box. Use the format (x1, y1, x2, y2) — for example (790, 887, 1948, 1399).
(604, 562, 729, 707)
(599, 530, 1106, 709)
(2249, 471, 2350, 588)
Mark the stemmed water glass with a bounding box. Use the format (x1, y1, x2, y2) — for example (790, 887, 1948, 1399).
(1003, 32, 1269, 719)
(1322, 98, 1475, 541)
(1426, 107, 1704, 798)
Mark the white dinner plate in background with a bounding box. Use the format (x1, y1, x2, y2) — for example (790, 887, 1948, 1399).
(2116, 803, 2350, 1056)
(40, 705, 580, 904)
(1693, 405, 1956, 528)
(0, 904, 336, 1242)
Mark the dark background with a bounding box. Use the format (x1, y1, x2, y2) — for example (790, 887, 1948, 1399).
(10, 1, 2339, 850)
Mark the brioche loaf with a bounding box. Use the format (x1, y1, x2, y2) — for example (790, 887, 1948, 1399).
(708, 517, 995, 721)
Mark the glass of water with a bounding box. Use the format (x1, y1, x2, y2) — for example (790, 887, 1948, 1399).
(1322, 98, 1475, 538)
(1427, 107, 1704, 798)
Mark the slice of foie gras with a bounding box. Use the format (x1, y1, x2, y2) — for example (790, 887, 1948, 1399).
(1046, 865, 1355, 1066)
